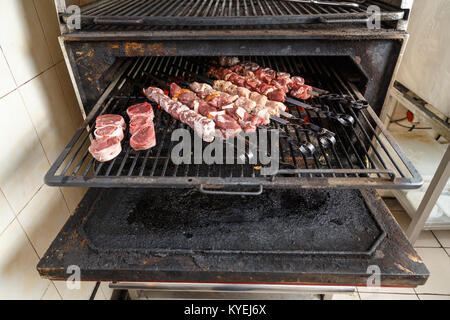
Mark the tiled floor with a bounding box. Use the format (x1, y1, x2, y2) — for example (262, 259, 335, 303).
(332, 198, 450, 301)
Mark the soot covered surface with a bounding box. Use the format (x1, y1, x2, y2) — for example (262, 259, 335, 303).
(81, 188, 382, 253)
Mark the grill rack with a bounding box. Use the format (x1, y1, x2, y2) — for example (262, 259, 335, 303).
(65, 0, 405, 29)
(45, 56, 422, 190)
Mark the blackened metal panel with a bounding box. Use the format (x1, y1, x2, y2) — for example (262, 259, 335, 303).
(37, 188, 428, 286)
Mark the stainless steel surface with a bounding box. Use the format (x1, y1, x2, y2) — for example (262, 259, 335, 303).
(110, 282, 356, 295)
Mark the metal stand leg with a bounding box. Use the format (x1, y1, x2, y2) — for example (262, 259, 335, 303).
(406, 146, 450, 244)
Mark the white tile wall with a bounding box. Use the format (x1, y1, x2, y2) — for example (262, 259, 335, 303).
(0, 48, 16, 98)
(0, 0, 53, 86)
(17, 186, 70, 257)
(0, 90, 50, 213)
(0, 0, 88, 300)
(0, 190, 15, 235)
(19, 67, 77, 163)
(0, 220, 49, 299)
(41, 282, 62, 300)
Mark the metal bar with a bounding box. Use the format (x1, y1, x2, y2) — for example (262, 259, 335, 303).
(66, 11, 405, 27)
(406, 146, 450, 244)
(109, 282, 356, 295)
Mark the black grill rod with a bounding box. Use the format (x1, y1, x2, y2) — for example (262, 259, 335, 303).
(262, 56, 320, 173)
(300, 56, 381, 174)
(158, 62, 335, 150)
(326, 65, 407, 178)
(294, 56, 357, 176)
(316, 57, 397, 177)
(291, 57, 368, 172)
(271, 56, 338, 174)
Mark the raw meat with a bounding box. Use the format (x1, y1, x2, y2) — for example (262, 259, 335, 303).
(129, 115, 154, 135)
(89, 137, 122, 162)
(130, 124, 156, 151)
(143, 87, 216, 142)
(94, 125, 124, 141)
(96, 114, 126, 130)
(126, 102, 154, 120)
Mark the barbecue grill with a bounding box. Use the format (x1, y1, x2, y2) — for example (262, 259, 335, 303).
(38, 0, 428, 297)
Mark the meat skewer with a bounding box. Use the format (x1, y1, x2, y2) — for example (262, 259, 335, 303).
(207, 66, 289, 102)
(146, 68, 338, 151)
(185, 82, 271, 126)
(143, 87, 216, 143)
(191, 80, 285, 122)
(236, 62, 315, 100)
(171, 83, 262, 134)
(222, 58, 329, 98)
(169, 83, 243, 139)
(168, 82, 321, 156)
(203, 67, 354, 127)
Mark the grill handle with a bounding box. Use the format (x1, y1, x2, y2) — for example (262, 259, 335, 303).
(199, 185, 264, 196)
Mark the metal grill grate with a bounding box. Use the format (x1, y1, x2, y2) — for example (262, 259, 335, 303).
(45, 56, 422, 190)
(66, 0, 405, 29)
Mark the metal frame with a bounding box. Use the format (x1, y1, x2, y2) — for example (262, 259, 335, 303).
(384, 81, 450, 234)
(44, 55, 423, 190)
(406, 146, 450, 243)
(56, 0, 408, 29)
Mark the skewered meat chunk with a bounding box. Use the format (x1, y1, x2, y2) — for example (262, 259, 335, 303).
(130, 125, 156, 151)
(291, 84, 313, 100)
(172, 83, 245, 137)
(210, 80, 274, 123)
(267, 89, 286, 102)
(94, 125, 124, 141)
(215, 114, 242, 139)
(96, 114, 126, 131)
(126, 102, 154, 120)
(219, 56, 240, 67)
(89, 137, 122, 163)
(223, 61, 314, 100)
(143, 86, 216, 142)
(249, 92, 268, 107)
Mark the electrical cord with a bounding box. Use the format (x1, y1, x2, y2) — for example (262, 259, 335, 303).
(389, 117, 432, 131)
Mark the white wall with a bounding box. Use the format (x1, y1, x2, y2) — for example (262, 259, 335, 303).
(397, 0, 450, 117)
